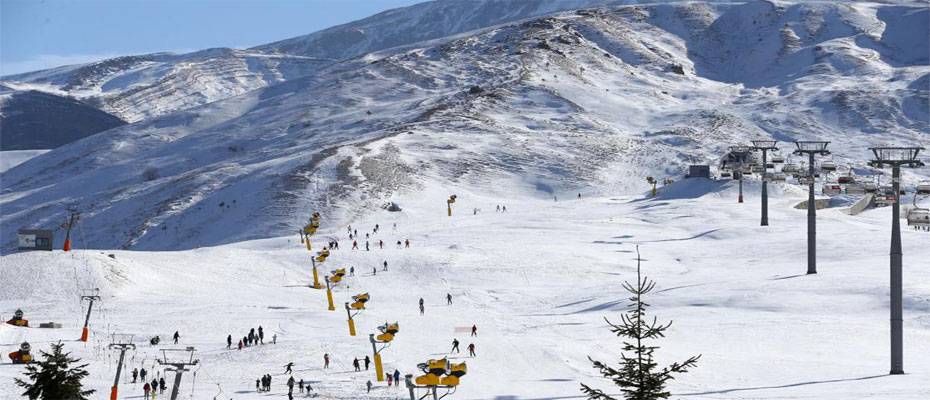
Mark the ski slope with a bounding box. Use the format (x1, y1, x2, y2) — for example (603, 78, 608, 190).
(2, 179, 929, 399)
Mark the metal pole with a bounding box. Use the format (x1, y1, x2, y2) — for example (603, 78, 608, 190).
(807, 152, 816, 274)
(738, 174, 744, 203)
(83, 299, 94, 329)
(761, 149, 769, 226)
(890, 165, 903, 374)
(170, 368, 185, 400)
(405, 374, 416, 400)
(111, 349, 126, 400)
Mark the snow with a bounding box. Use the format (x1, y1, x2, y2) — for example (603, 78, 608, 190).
(0, 150, 50, 173)
(2, 179, 929, 399)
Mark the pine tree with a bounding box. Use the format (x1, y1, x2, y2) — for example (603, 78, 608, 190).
(581, 246, 700, 400)
(15, 342, 95, 400)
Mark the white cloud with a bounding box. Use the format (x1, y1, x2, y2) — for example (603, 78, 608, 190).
(1, 53, 122, 76)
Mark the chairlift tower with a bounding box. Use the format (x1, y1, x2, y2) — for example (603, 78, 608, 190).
(868, 146, 925, 375)
(79, 288, 101, 342)
(729, 146, 752, 203)
(158, 347, 199, 400)
(793, 141, 830, 274)
(751, 140, 779, 226)
(108, 334, 136, 400)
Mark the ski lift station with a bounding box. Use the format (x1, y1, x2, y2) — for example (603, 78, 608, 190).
(16, 229, 53, 251)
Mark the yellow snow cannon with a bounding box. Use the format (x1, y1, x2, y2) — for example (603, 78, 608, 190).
(330, 268, 346, 283)
(6, 309, 28, 327)
(315, 248, 330, 262)
(414, 359, 447, 386)
(350, 293, 370, 310)
(375, 322, 399, 342)
(441, 362, 467, 386)
(8, 342, 32, 364)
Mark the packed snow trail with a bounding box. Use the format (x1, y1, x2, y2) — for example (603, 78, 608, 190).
(2, 180, 930, 399)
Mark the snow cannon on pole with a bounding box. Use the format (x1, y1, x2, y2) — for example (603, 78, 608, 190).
(61, 210, 80, 252)
(325, 269, 346, 312)
(646, 177, 657, 197)
(407, 358, 467, 400)
(310, 256, 322, 289)
(8, 341, 32, 364)
(79, 289, 101, 342)
(447, 195, 457, 217)
(370, 322, 399, 381)
(108, 334, 136, 400)
(5, 308, 29, 327)
(869, 146, 925, 375)
(345, 293, 370, 336)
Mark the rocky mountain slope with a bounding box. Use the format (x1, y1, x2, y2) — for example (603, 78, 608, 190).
(0, 1, 927, 253)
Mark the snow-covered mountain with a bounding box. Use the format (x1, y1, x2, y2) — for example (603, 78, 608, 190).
(0, 0, 927, 253)
(0, 0, 633, 123)
(1, 49, 329, 122)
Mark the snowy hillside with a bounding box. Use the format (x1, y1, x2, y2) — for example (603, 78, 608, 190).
(1, 0, 927, 254)
(0, 88, 125, 150)
(2, 183, 930, 399)
(1, 49, 329, 122)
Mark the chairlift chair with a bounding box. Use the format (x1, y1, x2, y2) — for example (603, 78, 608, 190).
(918, 181, 930, 195)
(907, 207, 930, 229)
(821, 160, 837, 172)
(822, 183, 842, 196)
(771, 155, 785, 164)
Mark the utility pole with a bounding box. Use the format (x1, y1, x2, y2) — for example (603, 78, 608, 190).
(869, 146, 924, 375)
(79, 289, 101, 342)
(751, 140, 779, 226)
(62, 210, 80, 252)
(793, 141, 830, 274)
(158, 348, 199, 400)
(108, 334, 136, 400)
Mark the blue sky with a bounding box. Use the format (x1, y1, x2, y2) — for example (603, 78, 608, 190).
(0, 0, 423, 75)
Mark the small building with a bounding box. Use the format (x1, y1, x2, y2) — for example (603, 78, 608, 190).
(687, 165, 711, 179)
(17, 229, 53, 251)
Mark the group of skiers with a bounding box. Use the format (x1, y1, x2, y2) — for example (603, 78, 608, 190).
(230, 325, 276, 350)
(138, 373, 166, 399)
(256, 374, 274, 392)
(346, 223, 410, 251)
(449, 325, 478, 357)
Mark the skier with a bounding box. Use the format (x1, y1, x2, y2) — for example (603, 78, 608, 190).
(496, 205, 500, 212)
(226, 334, 232, 349)
(396, 240, 402, 248)
(249, 328, 255, 343)
(365, 233, 369, 239)
(255, 378, 260, 392)
(502, 205, 507, 212)
(365, 241, 370, 251)
(405, 239, 410, 248)
(419, 298, 425, 315)
(379, 239, 383, 249)
(468, 343, 476, 357)
(173, 331, 180, 344)
(140, 367, 147, 382)
(132, 368, 138, 383)
(285, 362, 294, 374)
(387, 373, 393, 387)
(159, 377, 166, 394)
(383, 260, 388, 271)
(471, 324, 477, 336)
(298, 379, 304, 393)
(447, 293, 452, 305)
(375, 224, 380, 232)
(366, 380, 373, 393)
(258, 326, 264, 344)
(393, 223, 397, 230)
(287, 376, 295, 395)
(273, 334, 277, 344)
(143, 382, 151, 399)
(151, 379, 158, 396)
(364, 355, 371, 370)
(353, 357, 361, 372)
(352, 240, 358, 250)
(393, 369, 401, 384)
(350, 266, 355, 276)
(451, 338, 460, 353)
(373, 267, 377, 276)
(238, 339, 243, 350)
(323, 353, 330, 369)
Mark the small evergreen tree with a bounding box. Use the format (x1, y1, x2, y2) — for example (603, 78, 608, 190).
(15, 342, 95, 400)
(581, 246, 700, 400)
